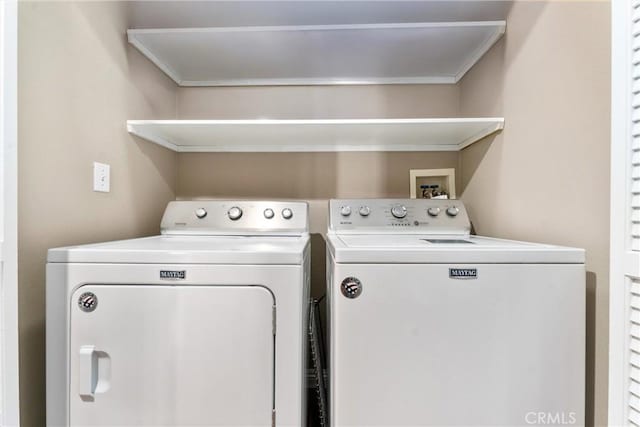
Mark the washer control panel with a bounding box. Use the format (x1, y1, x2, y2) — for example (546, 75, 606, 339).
(329, 199, 470, 235)
(161, 200, 308, 235)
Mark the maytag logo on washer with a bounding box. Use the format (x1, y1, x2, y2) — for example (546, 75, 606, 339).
(449, 268, 478, 279)
(160, 270, 186, 280)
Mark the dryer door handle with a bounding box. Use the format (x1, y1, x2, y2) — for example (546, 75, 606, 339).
(79, 345, 97, 398)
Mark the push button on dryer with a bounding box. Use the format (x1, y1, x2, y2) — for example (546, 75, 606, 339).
(227, 206, 243, 220)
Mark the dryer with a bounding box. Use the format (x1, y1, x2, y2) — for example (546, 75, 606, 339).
(326, 198, 585, 427)
(47, 200, 310, 427)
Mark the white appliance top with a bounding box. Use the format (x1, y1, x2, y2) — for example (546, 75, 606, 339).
(327, 199, 584, 264)
(48, 200, 309, 265)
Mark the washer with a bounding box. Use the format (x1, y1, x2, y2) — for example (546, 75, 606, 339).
(47, 200, 310, 427)
(326, 198, 585, 427)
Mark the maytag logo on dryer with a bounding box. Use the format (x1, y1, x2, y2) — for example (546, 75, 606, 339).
(160, 270, 186, 280)
(449, 268, 478, 279)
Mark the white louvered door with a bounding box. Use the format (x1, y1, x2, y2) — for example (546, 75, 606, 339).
(610, 0, 640, 425)
(0, 1, 18, 426)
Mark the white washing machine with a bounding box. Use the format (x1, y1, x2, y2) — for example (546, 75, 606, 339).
(326, 199, 585, 427)
(47, 200, 310, 427)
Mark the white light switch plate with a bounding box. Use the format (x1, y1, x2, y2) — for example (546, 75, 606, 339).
(93, 162, 110, 192)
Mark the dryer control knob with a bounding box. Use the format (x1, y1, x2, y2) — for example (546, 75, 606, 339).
(263, 208, 275, 219)
(359, 206, 371, 217)
(340, 206, 352, 217)
(227, 206, 243, 221)
(282, 208, 293, 220)
(391, 205, 408, 219)
(195, 208, 208, 219)
(427, 207, 441, 217)
(446, 206, 460, 217)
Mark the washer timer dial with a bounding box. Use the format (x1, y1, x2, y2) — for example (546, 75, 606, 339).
(391, 205, 408, 219)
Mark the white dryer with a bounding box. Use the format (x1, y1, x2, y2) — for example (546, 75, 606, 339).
(47, 200, 310, 427)
(326, 199, 585, 427)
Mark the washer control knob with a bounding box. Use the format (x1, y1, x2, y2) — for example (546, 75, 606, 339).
(282, 208, 293, 220)
(263, 208, 275, 219)
(427, 207, 441, 217)
(446, 206, 460, 217)
(227, 206, 243, 221)
(340, 206, 352, 217)
(359, 206, 371, 217)
(391, 205, 408, 219)
(194, 208, 208, 219)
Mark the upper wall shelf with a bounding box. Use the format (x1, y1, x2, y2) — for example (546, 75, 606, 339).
(127, 21, 506, 86)
(127, 118, 504, 152)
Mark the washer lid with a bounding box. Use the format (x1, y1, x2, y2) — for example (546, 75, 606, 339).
(48, 234, 309, 265)
(327, 234, 584, 264)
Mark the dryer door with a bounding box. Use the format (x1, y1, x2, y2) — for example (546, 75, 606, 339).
(69, 285, 275, 427)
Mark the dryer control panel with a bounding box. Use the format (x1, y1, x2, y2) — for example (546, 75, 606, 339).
(161, 200, 308, 235)
(328, 199, 470, 235)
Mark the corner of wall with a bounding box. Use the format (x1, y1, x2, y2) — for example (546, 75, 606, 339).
(17, 2, 180, 425)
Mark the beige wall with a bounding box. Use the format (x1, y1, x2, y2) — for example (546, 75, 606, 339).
(177, 85, 460, 120)
(459, 2, 610, 426)
(176, 85, 462, 298)
(176, 84, 462, 230)
(18, 2, 177, 425)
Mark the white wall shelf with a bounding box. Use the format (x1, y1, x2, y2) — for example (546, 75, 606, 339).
(127, 118, 504, 152)
(127, 21, 506, 87)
